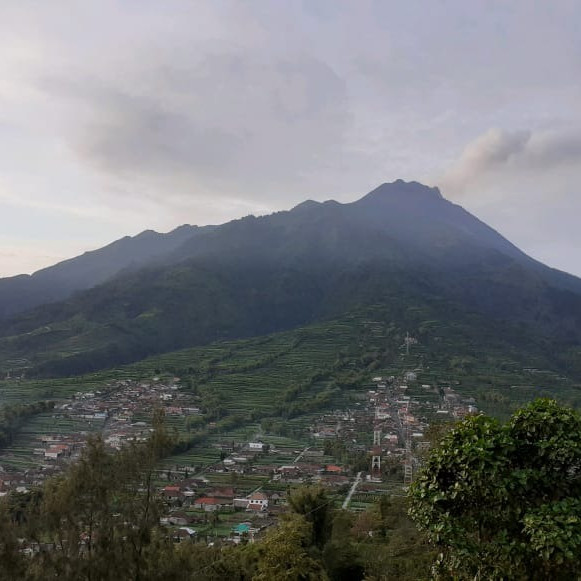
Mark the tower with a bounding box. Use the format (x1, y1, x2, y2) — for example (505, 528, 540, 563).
(403, 332, 416, 356)
(371, 445, 382, 479)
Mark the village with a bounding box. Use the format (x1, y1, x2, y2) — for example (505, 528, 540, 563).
(0, 357, 478, 545)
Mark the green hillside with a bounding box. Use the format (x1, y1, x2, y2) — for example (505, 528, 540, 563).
(2, 301, 580, 471)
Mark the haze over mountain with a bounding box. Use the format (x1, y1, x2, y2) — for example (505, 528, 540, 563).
(0, 180, 580, 377)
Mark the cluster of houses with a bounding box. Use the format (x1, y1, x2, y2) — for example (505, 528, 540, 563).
(307, 371, 479, 485)
(156, 477, 284, 544)
(161, 487, 272, 514)
(0, 377, 202, 495)
(369, 375, 479, 477)
(0, 358, 482, 546)
(63, 378, 201, 450)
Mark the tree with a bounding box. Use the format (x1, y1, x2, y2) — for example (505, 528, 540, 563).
(0, 503, 25, 580)
(255, 515, 329, 581)
(323, 510, 365, 581)
(27, 408, 174, 581)
(287, 486, 332, 549)
(409, 399, 581, 579)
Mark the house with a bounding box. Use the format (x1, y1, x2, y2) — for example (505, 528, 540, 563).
(161, 486, 184, 506)
(193, 497, 221, 512)
(320, 475, 350, 487)
(247, 491, 268, 512)
(172, 528, 196, 543)
(168, 512, 194, 526)
(278, 465, 301, 475)
(209, 487, 234, 501)
(268, 492, 284, 504)
(296, 463, 322, 477)
(181, 477, 206, 489)
(44, 444, 69, 460)
(232, 523, 251, 543)
(232, 522, 261, 543)
(251, 465, 276, 476)
(0, 474, 21, 492)
(324, 465, 343, 474)
(233, 497, 249, 509)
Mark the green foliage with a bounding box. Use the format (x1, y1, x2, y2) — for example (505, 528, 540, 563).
(12, 409, 174, 580)
(287, 486, 332, 549)
(0, 503, 25, 580)
(0, 443, 433, 581)
(255, 515, 329, 581)
(409, 399, 581, 579)
(0, 401, 54, 449)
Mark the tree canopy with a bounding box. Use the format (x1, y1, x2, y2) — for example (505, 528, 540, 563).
(409, 399, 581, 580)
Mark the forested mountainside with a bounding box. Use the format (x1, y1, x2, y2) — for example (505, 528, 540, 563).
(1, 180, 581, 378)
(0, 224, 209, 319)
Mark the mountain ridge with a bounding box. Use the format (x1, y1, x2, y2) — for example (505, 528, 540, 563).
(0, 224, 212, 319)
(0, 180, 580, 378)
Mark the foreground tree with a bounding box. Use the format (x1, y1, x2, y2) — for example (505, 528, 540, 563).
(254, 515, 328, 581)
(286, 486, 332, 549)
(24, 409, 174, 581)
(409, 399, 581, 579)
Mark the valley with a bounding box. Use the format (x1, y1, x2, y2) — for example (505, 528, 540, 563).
(1, 304, 579, 548)
(0, 182, 580, 577)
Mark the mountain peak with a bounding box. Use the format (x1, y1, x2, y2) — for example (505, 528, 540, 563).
(291, 199, 322, 212)
(361, 180, 443, 202)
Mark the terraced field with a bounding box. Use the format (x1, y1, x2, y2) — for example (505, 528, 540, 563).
(0, 412, 100, 470)
(2, 304, 581, 470)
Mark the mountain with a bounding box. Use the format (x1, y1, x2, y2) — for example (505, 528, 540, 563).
(1, 180, 581, 378)
(0, 224, 210, 320)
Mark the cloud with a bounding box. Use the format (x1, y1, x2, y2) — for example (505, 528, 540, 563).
(440, 129, 531, 194)
(38, 52, 351, 205)
(2, 1, 581, 275)
(525, 131, 581, 167)
(437, 127, 581, 277)
(441, 128, 581, 196)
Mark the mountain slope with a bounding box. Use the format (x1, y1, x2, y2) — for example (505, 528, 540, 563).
(0, 224, 210, 320)
(1, 180, 580, 377)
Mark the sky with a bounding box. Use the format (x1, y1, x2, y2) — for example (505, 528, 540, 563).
(1, 0, 580, 277)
